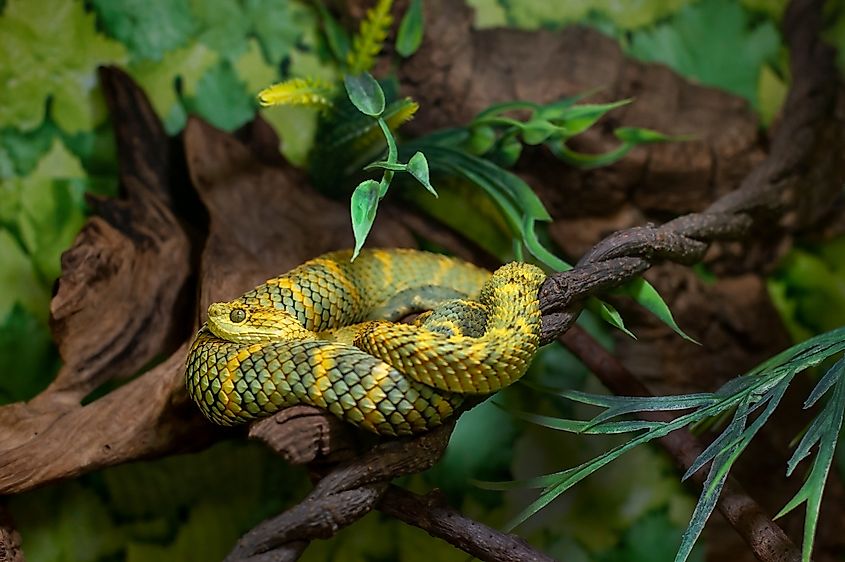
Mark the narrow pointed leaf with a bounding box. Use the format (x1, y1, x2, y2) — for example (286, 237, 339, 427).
(396, 0, 424, 57)
(804, 356, 845, 408)
(407, 151, 437, 196)
(619, 278, 699, 343)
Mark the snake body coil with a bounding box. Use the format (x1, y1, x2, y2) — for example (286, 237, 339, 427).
(186, 248, 545, 436)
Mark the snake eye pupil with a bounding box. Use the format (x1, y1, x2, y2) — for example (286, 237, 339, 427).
(230, 309, 246, 323)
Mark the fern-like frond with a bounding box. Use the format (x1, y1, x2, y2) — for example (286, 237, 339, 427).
(257, 78, 337, 110)
(385, 98, 419, 130)
(347, 0, 393, 74)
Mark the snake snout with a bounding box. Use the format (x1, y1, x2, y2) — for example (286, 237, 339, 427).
(208, 302, 226, 318)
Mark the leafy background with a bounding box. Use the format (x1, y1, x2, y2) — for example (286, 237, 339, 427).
(1, 0, 844, 560)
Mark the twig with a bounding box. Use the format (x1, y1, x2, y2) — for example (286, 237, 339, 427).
(378, 485, 558, 562)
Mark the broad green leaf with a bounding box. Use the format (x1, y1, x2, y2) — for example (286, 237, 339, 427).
(18, 178, 88, 283)
(396, 0, 424, 57)
(407, 151, 437, 196)
(350, 179, 381, 260)
(262, 105, 317, 167)
(344, 72, 386, 117)
(185, 61, 256, 131)
(247, 0, 316, 65)
(0, 0, 127, 132)
(128, 41, 219, 133)
(189, 0, 250, 59)
(233, 39, 279, 93)
(90, 0, 196, 62)
(0, 226, 48, 324)
(0, 120, 57, 176)
(627, 0, 780, 105)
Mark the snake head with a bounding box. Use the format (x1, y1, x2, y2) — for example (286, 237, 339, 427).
(206, 301, 311, 343)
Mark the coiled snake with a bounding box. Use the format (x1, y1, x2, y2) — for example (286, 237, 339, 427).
(186, 249, 546, 436)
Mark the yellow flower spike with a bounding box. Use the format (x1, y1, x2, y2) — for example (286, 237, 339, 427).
(257, 78, 336, 110)
(347, 0, 394, 74)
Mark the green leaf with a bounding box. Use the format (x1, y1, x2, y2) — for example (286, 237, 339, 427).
(614, 127, 681, 144)
(344, 73, 386, 117)
(407, 151, 437, 197)
(396, 0, 424, 57)
(0, 229, 48, 323)
(0, 0, 127, 132)
(587, 298, 635, 338)
(364, 161, 408, 172)
(554, 99, 632, 137)
(128, 41, 219, 134)
(549, 141, 634, 169)
(619, 278, 698, 343)
(233, 39, 279, 94)
(777, 357, 845, 562)
(520, 118, 558, 145)
(247, 0, 316, 65)
(350, 179, 381, 260)
(627, 0, 780, 105)
(315, 2, 352, 62)
(0, 120, 57, 176)
(185, 60, 256, 131)
(91, 0, 195, 61)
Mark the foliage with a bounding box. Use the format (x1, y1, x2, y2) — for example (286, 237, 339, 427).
(768, 237, 845, 342)
(2, 1, 844, 561)
(625, 0, 782, 108)
(0, 0, 127, 133)
(486, 327, 845, 562)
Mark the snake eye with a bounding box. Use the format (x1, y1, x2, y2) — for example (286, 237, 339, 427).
(229, 308, 246, 323)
